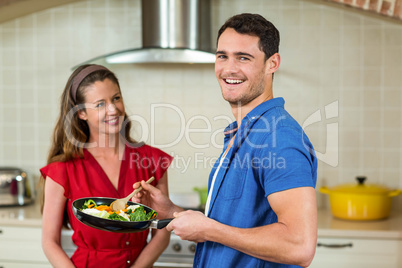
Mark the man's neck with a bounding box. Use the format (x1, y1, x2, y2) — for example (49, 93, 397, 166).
(231, 93, 273, 126)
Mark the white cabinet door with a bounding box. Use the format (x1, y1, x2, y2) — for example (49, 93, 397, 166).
(310, 237, 402, 268)
(0, 226, 50, 264)
(0, 261, 52, 268)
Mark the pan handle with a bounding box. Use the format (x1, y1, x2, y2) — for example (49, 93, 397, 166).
(150, 218, 174, 230)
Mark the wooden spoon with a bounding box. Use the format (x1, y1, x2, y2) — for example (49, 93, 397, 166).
(110, 177, 155, 212)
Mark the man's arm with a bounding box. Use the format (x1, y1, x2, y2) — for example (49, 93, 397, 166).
(168, 186, 317, 267)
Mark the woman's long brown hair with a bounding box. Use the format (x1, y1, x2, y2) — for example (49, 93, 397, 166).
(40, 64, 136, 227)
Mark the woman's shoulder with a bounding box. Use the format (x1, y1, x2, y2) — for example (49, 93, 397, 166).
(40, 160, 67, 180)
(40, 154, 85, 174)
(41, 160, 66, 170)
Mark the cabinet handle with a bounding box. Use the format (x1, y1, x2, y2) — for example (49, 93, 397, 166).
(317, 242, 353, 248)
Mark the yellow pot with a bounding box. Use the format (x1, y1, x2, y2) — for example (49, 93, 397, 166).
(193, 187, 208, 207)
(320, 177, 401, 221)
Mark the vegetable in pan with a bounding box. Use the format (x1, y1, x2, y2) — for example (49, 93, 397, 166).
(80, 199, 157, 222)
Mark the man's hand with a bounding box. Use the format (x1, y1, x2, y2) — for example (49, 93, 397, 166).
(132, 179, 182, 219)
(166, 210, 217, 243)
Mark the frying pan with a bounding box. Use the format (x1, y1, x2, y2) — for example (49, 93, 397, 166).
(72, 197, 173, 233)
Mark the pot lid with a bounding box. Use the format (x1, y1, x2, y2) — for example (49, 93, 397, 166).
(330, 176, 390, 195)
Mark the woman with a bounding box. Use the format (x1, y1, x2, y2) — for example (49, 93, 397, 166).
(40, 64, 172, 268)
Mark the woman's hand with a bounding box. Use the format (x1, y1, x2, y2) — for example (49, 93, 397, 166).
(132, 180, 183, 219)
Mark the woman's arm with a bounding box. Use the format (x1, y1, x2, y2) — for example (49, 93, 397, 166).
(42, 177, 75, 268)
(130, 173, 171, 268)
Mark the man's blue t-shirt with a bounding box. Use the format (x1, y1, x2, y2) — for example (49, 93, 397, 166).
(193, 97, 317, 268)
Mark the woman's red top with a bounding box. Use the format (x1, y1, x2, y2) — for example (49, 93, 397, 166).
(40, 143, 173, 268)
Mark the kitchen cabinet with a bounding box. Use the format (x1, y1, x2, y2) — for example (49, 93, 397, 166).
(0, 262, 50, 268)
(310, 237, 402, 268)
(0, 226, 51, 268)
(2, 203, 402, 267)
(311, 208, 402, 268)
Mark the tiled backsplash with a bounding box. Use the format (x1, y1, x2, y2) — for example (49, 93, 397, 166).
(0, 0, 401, 209)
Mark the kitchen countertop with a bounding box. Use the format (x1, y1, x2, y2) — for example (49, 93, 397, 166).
(317, 209, 402, 239)
(1, 200, 402, 240)
(0, 200, 43, 227)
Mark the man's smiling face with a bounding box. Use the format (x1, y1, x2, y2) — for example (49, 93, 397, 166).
(215, 28, 270, 106)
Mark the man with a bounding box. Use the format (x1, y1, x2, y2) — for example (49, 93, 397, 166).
(134, 13, 317, 268)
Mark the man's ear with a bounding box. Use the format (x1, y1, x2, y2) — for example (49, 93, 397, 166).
(266, 53, 281, 74)
(78, 110, 87, 121)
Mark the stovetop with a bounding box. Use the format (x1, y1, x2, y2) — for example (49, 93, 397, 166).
(163, 232, 197, 256)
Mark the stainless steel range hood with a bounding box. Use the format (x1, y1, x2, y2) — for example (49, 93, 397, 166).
(74, 0, 215, 67)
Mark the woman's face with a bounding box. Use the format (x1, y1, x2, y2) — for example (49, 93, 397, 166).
(78, 78, 125, 141)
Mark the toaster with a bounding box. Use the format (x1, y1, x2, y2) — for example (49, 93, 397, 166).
(0, 167, 34, 206)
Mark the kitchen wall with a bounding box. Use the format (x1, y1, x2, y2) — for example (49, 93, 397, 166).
(0, 0, 401, 209)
